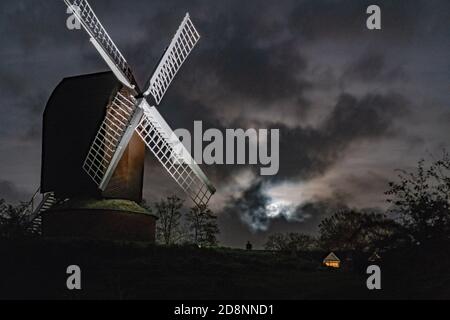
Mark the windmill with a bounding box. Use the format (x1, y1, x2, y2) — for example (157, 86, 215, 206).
(24, 0, 215, 238)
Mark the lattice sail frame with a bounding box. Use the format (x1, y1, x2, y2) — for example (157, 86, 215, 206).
(143, 13, 200, 104)
(135, 100, 215, 207)
(83, 90, 139, 188)
(64, 0, 136, 89)
(68, 2, 216, 206)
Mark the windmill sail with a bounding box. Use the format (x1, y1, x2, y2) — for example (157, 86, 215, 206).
(135, 100, 215, 207)
(143, 13, 200, 104)
(64, 0, 136, 89)
(71, 7, 215, 207)
(83, 90, 142, 190)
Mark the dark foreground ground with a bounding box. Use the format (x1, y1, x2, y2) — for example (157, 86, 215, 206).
(0, 238, 448, 299)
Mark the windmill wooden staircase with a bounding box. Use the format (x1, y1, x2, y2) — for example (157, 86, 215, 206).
(24, 188, 58, 235)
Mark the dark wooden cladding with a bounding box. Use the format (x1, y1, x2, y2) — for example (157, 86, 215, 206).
(41, 71, 145, 202)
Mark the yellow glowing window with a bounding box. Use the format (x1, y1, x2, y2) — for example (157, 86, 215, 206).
(324, 261, 340, 268)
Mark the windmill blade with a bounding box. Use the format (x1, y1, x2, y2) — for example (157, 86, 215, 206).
(135, 100, 215, 207)
(64, 0, 137, 89)
(143, 13, 200, 104)
(83, 90, 143, 190)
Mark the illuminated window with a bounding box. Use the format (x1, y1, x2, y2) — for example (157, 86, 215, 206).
(323, 252, 341, 268)
(324, 261, 340, 268)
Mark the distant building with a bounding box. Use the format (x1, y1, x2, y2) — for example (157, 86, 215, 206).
(323, 252, 341, 268)
(368, 251, 381, 263)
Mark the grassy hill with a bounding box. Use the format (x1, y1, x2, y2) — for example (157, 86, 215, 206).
(0, 238, 447, 299)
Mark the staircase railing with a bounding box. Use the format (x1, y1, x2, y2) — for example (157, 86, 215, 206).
(23, 187, 57, 235)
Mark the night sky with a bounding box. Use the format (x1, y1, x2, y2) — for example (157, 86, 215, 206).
(0, 0, 449, 247)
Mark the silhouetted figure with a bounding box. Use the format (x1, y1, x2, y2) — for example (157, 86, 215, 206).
(246, 241, 252, 251)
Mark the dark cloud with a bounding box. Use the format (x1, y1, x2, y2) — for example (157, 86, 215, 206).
(220, 185, 349, 247)
(223, 176, 350, 232)
(274, 92, 408, 181)
(0, 180, 29, 204)
(216, 91, 408, 233)
(212, 40, 309, 104)
(224, 180, 271, 231)
(342, 52, 407, 83)
(323, 93, 407, 142)
(288, 0, 427, 43)
(113, 0, 313, 120)
(290, 198, 349, 230)
(0, 1, 66, 50)
(156, 90, 408, 190)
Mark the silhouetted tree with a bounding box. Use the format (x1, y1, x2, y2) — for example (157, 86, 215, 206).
(265, 232, 316, 252)
(186, 205, 219, 247)
(0, 199, 30, 238)
(318, 209, 399, 252)
(386, 152, 450, 243)
(155, 195, 184, 245)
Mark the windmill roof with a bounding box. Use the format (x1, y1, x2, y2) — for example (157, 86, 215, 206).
(323, 252, 340, 262)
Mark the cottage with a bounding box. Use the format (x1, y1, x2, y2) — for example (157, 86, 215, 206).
(323, 252, 341, 268)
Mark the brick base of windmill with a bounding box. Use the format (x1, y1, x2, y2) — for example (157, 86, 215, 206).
(41, 198, 157, 242)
